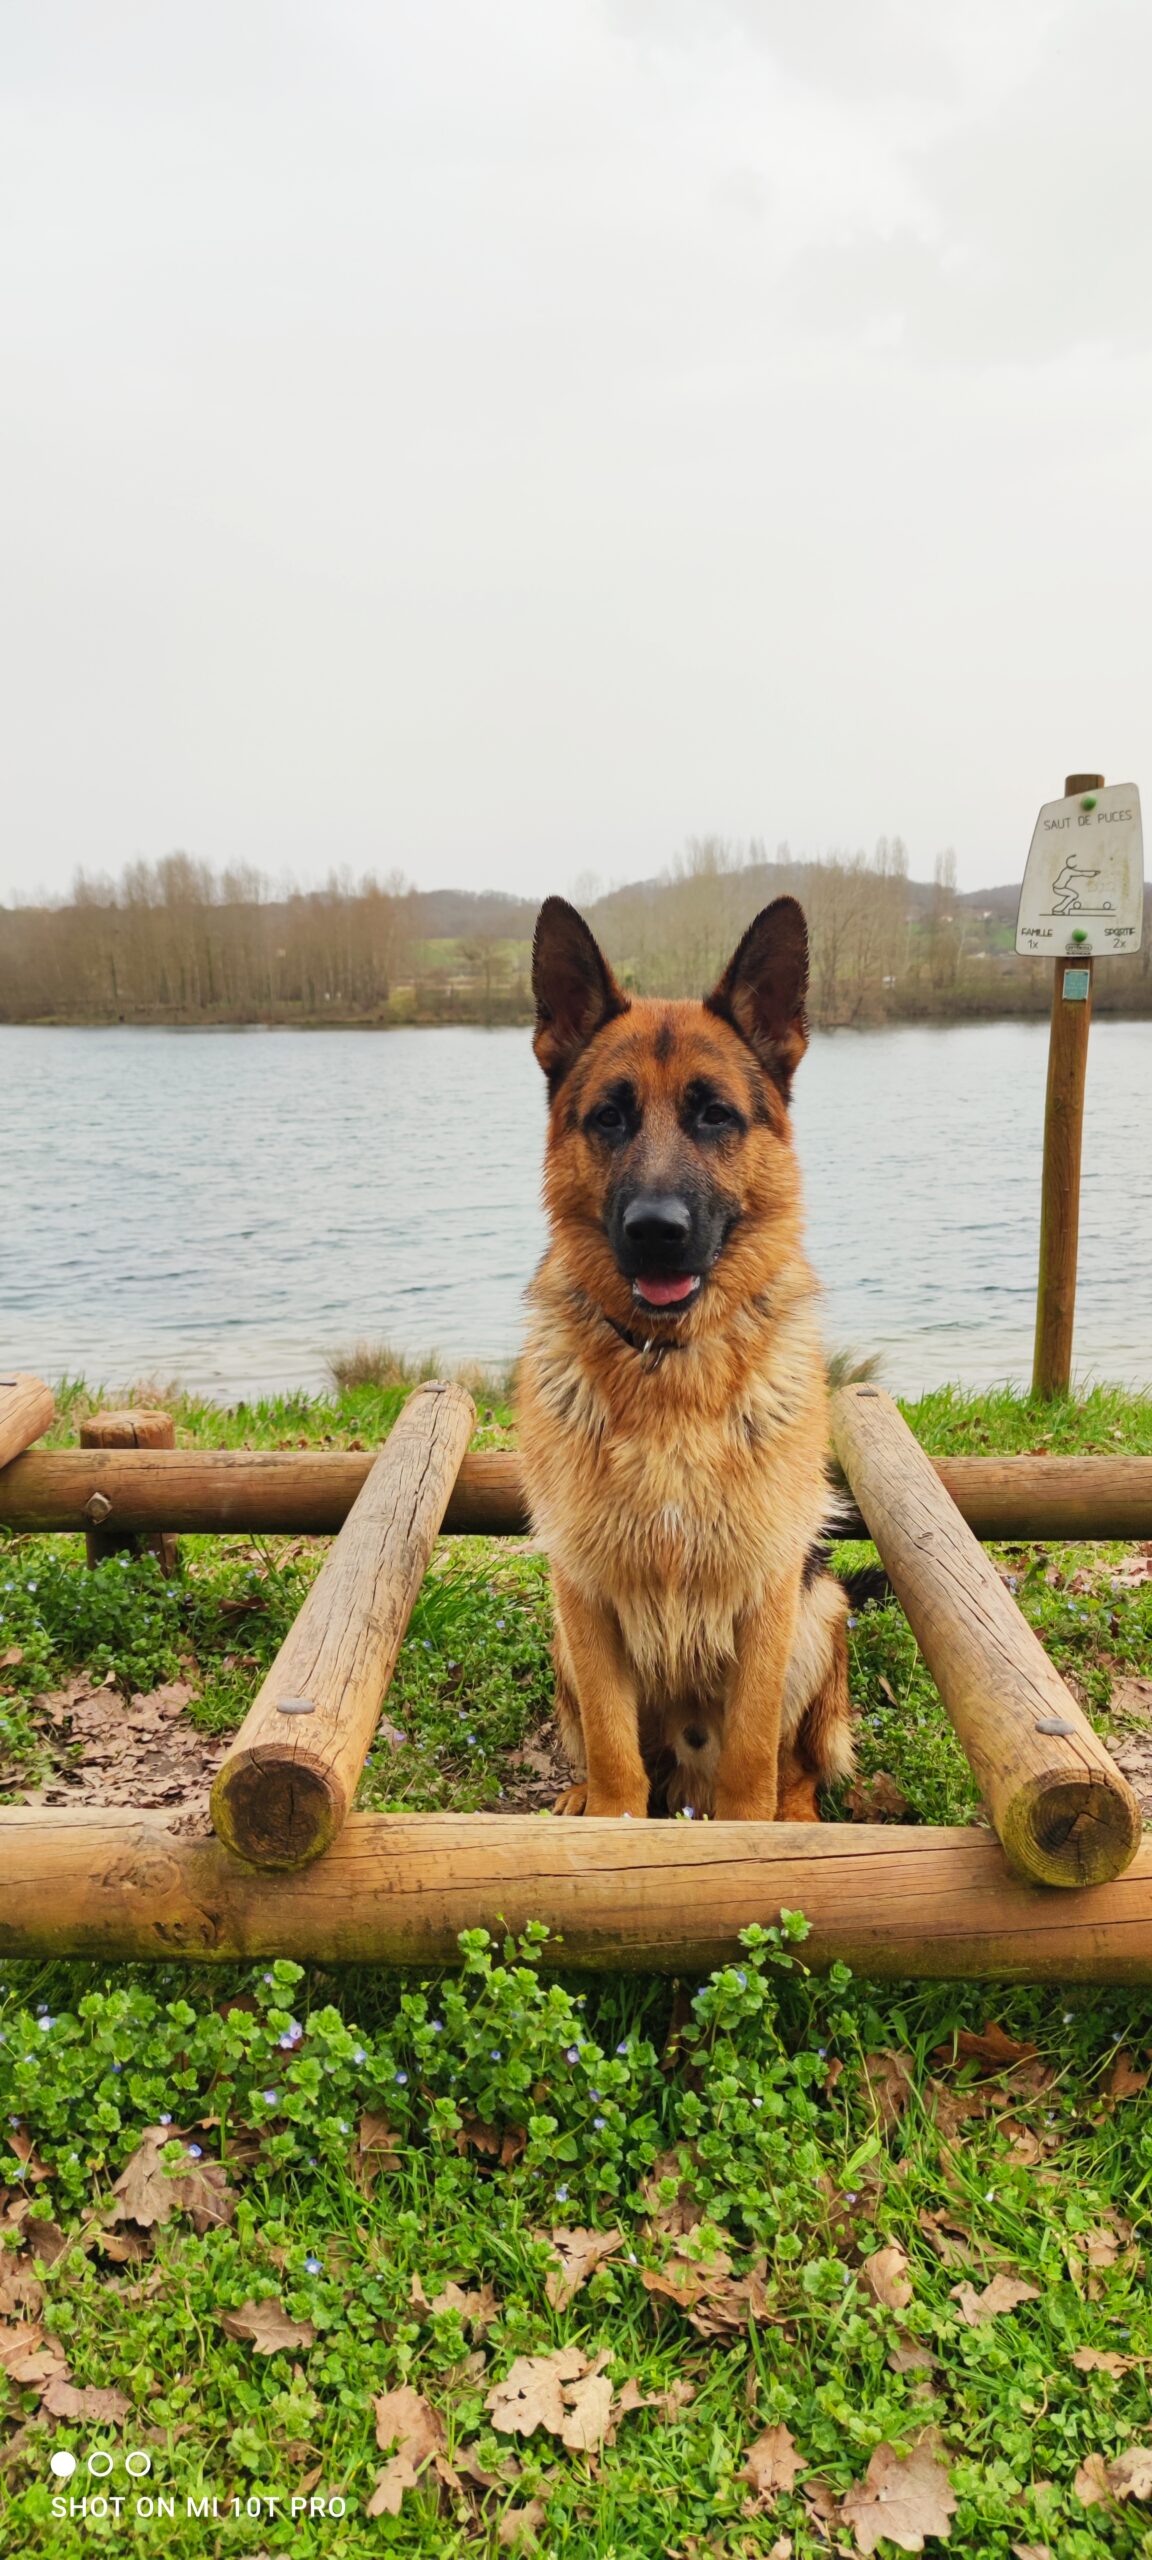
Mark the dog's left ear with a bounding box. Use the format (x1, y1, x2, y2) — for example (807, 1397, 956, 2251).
(705, 896, 809, 1096)
(532, 897, 629, 1088)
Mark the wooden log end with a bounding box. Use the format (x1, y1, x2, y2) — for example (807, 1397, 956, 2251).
(210, 1751, 346, 1871)
(1001, 1768, 1143, 1888)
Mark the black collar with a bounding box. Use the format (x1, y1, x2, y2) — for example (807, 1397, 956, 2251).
(602, 1309, 691, 1365)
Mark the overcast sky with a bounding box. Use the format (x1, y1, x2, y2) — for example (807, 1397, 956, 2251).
(2, 0, 1149, 905)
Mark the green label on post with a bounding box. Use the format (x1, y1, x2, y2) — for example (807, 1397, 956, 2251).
(1062, 966, 1091, 1002)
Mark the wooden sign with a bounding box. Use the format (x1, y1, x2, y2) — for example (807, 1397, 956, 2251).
(1017, 782, 1143, 957)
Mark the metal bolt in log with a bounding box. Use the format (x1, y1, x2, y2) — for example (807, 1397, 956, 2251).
(78, 1409, 179, 1574)
(0, 1374, 54, 1471)
(830, 1383, 1141, 1888)
(210, 1380, 475, 1870)
(3, 1445, 1152, 1544)
(6, 1806, 1152, 1977)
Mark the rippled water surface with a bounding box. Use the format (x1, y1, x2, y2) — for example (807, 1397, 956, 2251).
(2, 1020, 1150, 1400)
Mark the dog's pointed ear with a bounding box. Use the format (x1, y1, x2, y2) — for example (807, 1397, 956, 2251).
(532, 897, 629, 1087)
(704, 896, 809, 1095)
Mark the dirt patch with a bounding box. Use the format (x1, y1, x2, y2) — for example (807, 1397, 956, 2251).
(22, 1677, 227, 1815)
(497, 1718, 569, 1812)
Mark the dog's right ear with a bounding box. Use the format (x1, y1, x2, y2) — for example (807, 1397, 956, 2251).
(532, 898, 629, 1089)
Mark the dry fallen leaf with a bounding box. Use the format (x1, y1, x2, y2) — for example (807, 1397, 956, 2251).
(861, 2051, 916, 2130)
(611, 2375, 696, 2433)
(935, 2023, 1038, 2072)
(1010, 2543, 1053, 2560)
(352, 2111, 401, 2195)
(39, 2380, 131, 2424)
(497, 2501, 548, 2550)
(454, 2117, 527, 2169)
(840, 2432, 956, 2554)
(1071, 2346, 1138, 2376)
(559, 2369, 614, 2451)
(487, 2347, 588, 2439)
(543, 2225, 625, 2311)
(0, 2319, 69, 2388)
(741, 2421, 803, 2508)
(219, 2297, 316, 2355)
(887, 2338, 937, 2375)
(367, 2385, 446, 2517)
(846, 1771, 910, 1822)
(951, 2272, 1040, 2326)
(862, 2245, 914, 2313)
(1105, 2049, 1149, 2100)
(917, 2206, 974, 2268)
(1073, 2454, 1112, 2508)
(110, 2127, 235, 2235)
(1109, 2446, 1152, 2502)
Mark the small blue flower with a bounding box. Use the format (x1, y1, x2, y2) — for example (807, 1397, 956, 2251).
(734, 1969, 747, 1988)
(395, 2071, 408, 2086)
(616, 2041, 629, 2056)
(187, 2142, 203, 2159)
(37, 2016, 53, 2033)
(159, 2113, 172, 2126)
(565, 2045, 580, 2064)
(556, 2184, 569, 2202)
(262, 2089, 278, 2105)
(430, 2021, 443, 2035)
(337, 2119, 350, 2134)
(112, 2061, 122, 2073)
(304, 2254, 322, 2275)
(490, 2050, 502, 2061)
(593, 2116, 606, 2130)
(353, 2047, 366, 2065)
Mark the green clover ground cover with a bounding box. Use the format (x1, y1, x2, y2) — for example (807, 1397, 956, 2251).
(0, 1378, 1150, 2557)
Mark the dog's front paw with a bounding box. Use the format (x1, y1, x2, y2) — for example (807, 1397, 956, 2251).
(553, 1783, 589, 1816)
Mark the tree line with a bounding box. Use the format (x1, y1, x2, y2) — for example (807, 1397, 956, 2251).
(1, 842, 1148, 1025)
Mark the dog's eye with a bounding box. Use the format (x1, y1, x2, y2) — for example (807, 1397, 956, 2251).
(698, 1100, 736, 1129)
(592, 1101, 626, 1134)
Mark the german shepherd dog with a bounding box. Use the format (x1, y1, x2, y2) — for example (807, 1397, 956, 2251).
(517, 895, 854, 1822)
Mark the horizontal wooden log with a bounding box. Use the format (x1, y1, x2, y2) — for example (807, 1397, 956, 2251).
(211, 1381, 476, 1870)
(3, 1808, 1152, 1977)
(831, 1384, 1141, 1889)
(0, 1374, 54, 1472)
(0, 1446, 530, 1536)
(2, 1445, 1151, 1543)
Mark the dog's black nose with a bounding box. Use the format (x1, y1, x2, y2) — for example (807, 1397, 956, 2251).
(621, 1194, 692, 1253)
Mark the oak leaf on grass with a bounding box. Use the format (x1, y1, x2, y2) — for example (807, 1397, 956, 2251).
(840, 2432, 956, 2554)
(219, 2296, 316, 2355)
(542, 2225, 625, 2310)
(950, 2272, 1039, 2326)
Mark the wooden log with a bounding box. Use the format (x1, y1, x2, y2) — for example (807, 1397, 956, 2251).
(0, 1374, 54, 1471)
(1032, 770, 1102, 1400)
(1, 1444, 1151, 1544)
(79, 1408, 178, 1574)
(830, 1383, 1141, 1888)
(4, 1807, 1152, 1977)
(210, 1380, 475, 1870)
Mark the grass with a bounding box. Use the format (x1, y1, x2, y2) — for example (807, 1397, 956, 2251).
(0, 1379, 1151, 2555)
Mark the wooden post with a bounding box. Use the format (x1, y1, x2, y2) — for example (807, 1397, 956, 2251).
(1032, 770, 1103, 1400)
(0, 1374, 54, 1471)
(210, 1380, 475, 1870)
(78, 1409, 179, 1574)
(4, 1806, 1152, 1978)
(830, 1383, 1140, 1887)
(2, 1444, 1152, 1544)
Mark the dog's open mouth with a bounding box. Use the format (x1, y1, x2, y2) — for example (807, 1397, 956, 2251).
(631, 1272, 702, 1311)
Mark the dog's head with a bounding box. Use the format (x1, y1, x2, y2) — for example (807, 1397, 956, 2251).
(531, 895, 810, 1330)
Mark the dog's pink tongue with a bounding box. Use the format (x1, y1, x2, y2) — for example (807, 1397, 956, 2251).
(635, 1274, 697, 1306)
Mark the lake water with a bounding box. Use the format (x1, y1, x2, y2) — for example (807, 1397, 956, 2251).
(2, 1020, 1150, 1402)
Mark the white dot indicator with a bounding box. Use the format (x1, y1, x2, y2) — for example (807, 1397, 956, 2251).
(87, 2448, 114, 2477)
(125, 2450, 152, 2477)
(50, 2450, 76, 2479)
